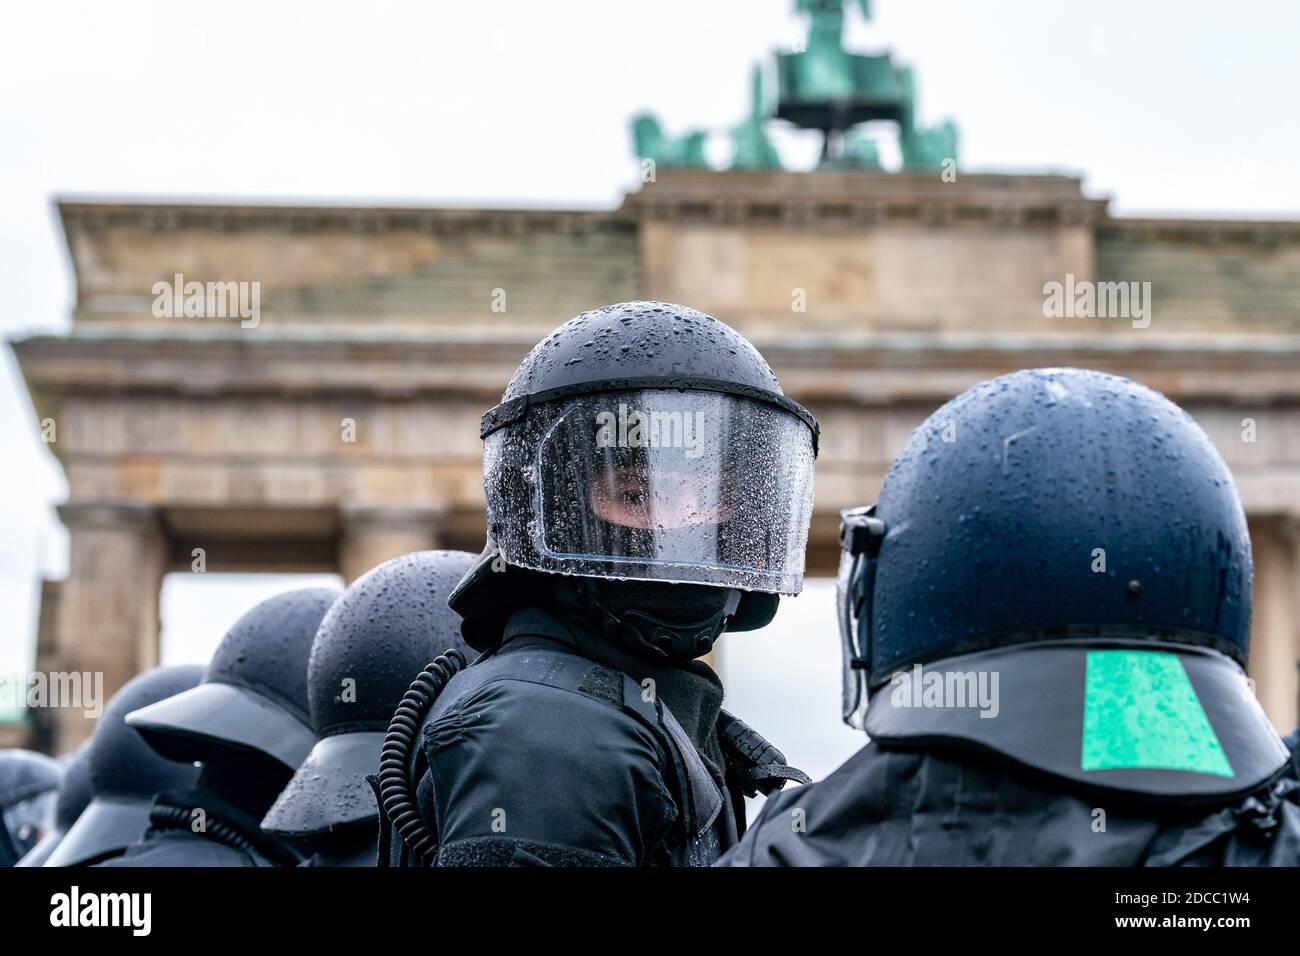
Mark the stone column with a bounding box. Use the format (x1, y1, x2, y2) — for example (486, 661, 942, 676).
(1247, 516, 1300, 735)
(338, 504, 448, 583)
(45, 502, 165, 752)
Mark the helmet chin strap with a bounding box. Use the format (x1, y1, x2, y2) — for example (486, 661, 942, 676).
(561, 579, 742, 663)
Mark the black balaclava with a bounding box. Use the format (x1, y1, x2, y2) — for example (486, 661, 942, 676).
(564, 577, 742, 664)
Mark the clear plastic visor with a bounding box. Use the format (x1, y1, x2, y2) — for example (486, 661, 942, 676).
(837, 546, 870, 729)
(512, 390, 816, 594)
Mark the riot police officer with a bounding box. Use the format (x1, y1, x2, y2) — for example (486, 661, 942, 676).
(100, 587, 339, 867)
(0, 749, 61, 866)
(45, 666, 203, 866)
(262, 550, 476, 866)
(14, 746, 91, 866)
(722, 367, 1300, 866)
(381, 301, 815, 866)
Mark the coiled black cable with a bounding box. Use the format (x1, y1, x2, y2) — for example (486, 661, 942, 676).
(149, 802, 300, 866)
(150, 802, 254, 852)
(379, 648, 467, 866)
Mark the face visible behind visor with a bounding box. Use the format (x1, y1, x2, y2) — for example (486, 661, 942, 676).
(486, 388, 816, 595)
(453, 301, 820, 649)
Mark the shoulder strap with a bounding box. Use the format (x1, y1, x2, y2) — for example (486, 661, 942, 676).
(615, 671, 726, 862)
(717, 709, 812, 798)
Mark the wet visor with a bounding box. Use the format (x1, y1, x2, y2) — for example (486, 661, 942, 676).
(837, 547, 867, 729)
(487, 390, 816, 595)
(837, 506, 886, 729)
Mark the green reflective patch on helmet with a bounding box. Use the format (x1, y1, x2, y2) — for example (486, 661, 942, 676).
(1081, 650, 1233, 777)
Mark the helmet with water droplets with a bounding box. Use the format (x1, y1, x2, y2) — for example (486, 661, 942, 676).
(126, 588, 340, 771)
(453, 301, 819, 651)
(262, 550, 475, 841)
(46, 665, 203, 867)
(836, 367, 1287, 802)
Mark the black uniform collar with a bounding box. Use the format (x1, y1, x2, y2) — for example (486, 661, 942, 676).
(500, 608, 581, 650)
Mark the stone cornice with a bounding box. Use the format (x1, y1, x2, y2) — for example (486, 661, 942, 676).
(57, 199, 634, 237)
(10, 332, 522, 402)
(13, 331, 1300, 405)
(56, 184, 1300, 247)
(1098, 216, 1300, 246)
(56, 501, 161, 531)
(622, 169, 1110, 228)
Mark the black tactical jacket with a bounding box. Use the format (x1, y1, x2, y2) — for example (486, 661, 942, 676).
(402, 609, 802, 867)
(720, 742, 1300, 866)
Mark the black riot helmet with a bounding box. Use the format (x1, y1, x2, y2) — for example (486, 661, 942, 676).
(127, 588, 340, 771)
(451, 301, 820, 658)
(45, 665, 204, 867)
(15, 745, 92, 867)
(54, 748, 94, 834)
(0, 749, 62, 866)
(262, 550, 476, 845)
(837, 368, 1289, 802)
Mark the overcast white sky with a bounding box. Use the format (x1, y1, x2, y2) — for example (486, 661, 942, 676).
(2, 1, 1298, 757)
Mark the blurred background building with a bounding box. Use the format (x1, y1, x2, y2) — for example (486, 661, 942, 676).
(3, 1, 1299, 768)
